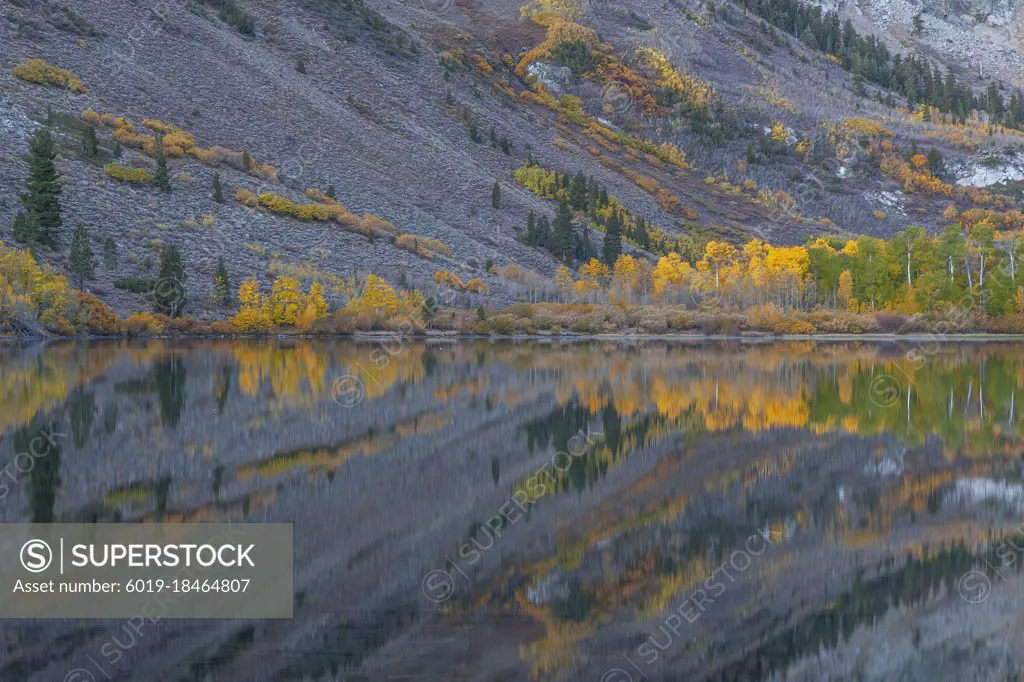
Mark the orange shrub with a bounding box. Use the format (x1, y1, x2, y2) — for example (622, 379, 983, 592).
(465, 278, 489, 294)
(75, 292, 124, 334)
(81, 108, 116, 127)
(124, 312, 167, 335)
(434, 270, 465, 290)
(235, 188, 259, 207)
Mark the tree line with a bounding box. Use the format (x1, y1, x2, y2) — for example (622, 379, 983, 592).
(741, 0, 1024, 127)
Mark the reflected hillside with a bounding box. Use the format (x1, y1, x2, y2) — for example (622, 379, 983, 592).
(2, 339, 1024, 682)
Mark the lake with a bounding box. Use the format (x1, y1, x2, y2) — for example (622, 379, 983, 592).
(1, 339, 1023, 682)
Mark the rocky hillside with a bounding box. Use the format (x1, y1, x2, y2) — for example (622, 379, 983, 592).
(818, 0, 1024, 86)
(3, 0, 1024, 318)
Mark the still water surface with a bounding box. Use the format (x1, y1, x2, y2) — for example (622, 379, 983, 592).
(1, 339, 1023, 682)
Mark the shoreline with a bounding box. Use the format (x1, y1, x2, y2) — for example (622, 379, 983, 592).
(5, 331, 1024, 343)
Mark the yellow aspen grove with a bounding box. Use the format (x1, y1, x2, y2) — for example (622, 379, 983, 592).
(838, 270, 854, 310)
(704, 241, 738, 290)
(763, 245, 810, 307)
(651, 252, 693, 300)
(269, 277, 304, 325)
(578, 258, 610, 295)
(352, 274, 400, 319)
(610, 254, 641, 302)
(555, 265, 575, 299)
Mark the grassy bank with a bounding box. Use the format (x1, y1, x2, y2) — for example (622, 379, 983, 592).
(5, 302, 1024, 340)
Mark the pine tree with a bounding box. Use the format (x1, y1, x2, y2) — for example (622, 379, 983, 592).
(489, 126, 497, 147)
(326, 185, 336, 199)
(500, 136, 511, 154)
(603, 211, 622, 266)
(12, 213, 37, 245)
(574, 230, 594, 261)
(526, 211, 537, 245)
(469, 122, 481, 143)
(927, 147, 943, 176)
(103, 237, 118, 270)
(912, 12, 924, 36)
(153, 244, 187, 317)
(296, 58, 307, 73)
(242, 150, 254, 172)
(20, 127, 63, 248)
(153, 134, 170, 192)
(538, 215, 553, 251)
(636, 217, 650, 249)
(569, 171, 588, 210)
(82, 126, 98, 158)
(422, 297, 438, 326)
(491, 182, 501, 208)
(214, 257, 231, 305)
(553, 200, 575, 261)
(67, 223, 95, 289)
(212, 172, 224, 203)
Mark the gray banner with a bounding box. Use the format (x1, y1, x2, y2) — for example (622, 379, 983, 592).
(0, 524, 292, 618)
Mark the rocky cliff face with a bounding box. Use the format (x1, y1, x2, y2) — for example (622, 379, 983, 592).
(817, 0, 1024, 85)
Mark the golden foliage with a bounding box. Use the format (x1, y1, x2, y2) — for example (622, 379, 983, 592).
(553, 138, 573, 152)
(123, 312, 167, 335)
(1, 241, 79, 333)
(14, 59, 86, 93)
(395, 234, 450, 258)
(434, 270, 465, 290)
(229, 276, 331, 332)
(344, 275, 425, 326)
(469, 52, 494, 73)
(637, 47, 715, 109)
(842, 117, 894, 137)
(769, 122, 789, 144)
(82, 109, 275, 176)
(104, 162, 153, 184)
(257, 193, 330, 221)
(465, 278, 489, 294)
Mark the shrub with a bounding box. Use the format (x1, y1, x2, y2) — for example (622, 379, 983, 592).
(75, 292, 124, 334)
(104, 162, 153, 183)
(257, 193, 330, 220)
(114, 277, 154, 294)
(873, 311, 907, 332)
(489, 313, 517, 334)
(506, 303, 535, 319)
(695, 312, 745, 335)
(235, 188, 258, 207)
(124, 312, 167, 335)
(637, 308, 669, 333)
(395, 234, 450, 258)
(771, 317, 817, 335)
(14, 59, 86, 93)
(82, 109, 116, 127)
(465, 278, 489, 294)
(805, 310, 878, 334)
(359, 214, 398, 235)
(434, 270, 465, 290)
(984, 314, 1024, 333)
(165, 316, 209, 335)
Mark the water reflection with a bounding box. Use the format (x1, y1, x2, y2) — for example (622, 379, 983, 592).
(1, 339, 1024, 681)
